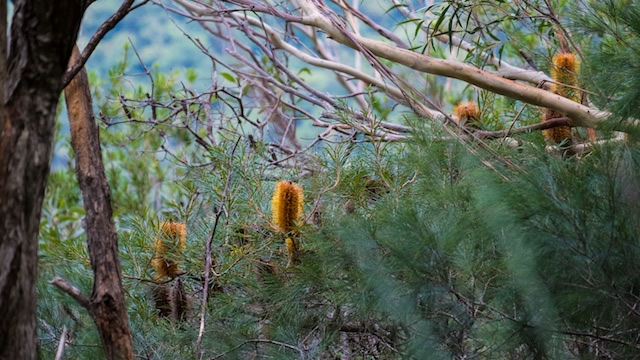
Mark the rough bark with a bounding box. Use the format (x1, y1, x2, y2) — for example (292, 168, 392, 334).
(0, 0, 6, 127)
(0, 1, 87, 359)
(56, 46, 135, 360)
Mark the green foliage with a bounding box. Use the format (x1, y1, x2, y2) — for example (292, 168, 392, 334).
(36, 1, 640, 359)
(571, 0, 640, 124)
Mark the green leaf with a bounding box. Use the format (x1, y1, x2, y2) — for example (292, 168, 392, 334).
(221, 72, 236, 83)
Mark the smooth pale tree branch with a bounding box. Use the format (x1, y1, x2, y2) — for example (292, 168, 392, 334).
(214, 0, 611, 129)
(54, 326, 68, 360)
(170, 0, 443, 120)
(293, 0, 609, 128)
(388, 0, 553, 87)
(340, 0, 408, 49)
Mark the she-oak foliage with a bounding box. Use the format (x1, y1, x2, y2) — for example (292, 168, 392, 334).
(36, 0, 640, 359)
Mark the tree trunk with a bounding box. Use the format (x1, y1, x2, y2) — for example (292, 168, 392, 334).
(57, 45, 135, 360)
(0, 0, 6, 126)
(0, 1, 87, 359)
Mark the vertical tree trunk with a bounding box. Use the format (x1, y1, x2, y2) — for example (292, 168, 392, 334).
(0, 0, 6, 126)
(53, 46, 135, 360)
(0, 1, 87, 359)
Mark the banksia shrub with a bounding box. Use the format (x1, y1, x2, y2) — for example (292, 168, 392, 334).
(271, 180, 304, 234)
(543, 52, 580, 144)
(454, 101, 480, 129)
(152, 221, 187, 279)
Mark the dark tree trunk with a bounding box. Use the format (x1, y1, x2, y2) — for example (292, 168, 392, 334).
(0, 0, 6, 123)
(51, 46, 135, 360)
(0, 1, 87, 359)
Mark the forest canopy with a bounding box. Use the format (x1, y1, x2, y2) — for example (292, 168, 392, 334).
(1, 0, 640, 359)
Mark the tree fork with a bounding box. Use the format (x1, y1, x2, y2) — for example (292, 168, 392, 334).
(52, 46, 135, 360)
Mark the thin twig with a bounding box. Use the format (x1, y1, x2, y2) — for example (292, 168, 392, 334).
(207, 339, 304, 360)
(500, 103, 528, 146)
(62, 0, 148, 87)
(54, 326, 68, 360)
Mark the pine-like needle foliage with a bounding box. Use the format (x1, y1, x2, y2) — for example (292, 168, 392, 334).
(152, 221, 187, 279)
(571, 0, 640, 125)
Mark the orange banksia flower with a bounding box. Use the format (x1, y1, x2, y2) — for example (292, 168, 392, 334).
(551, 53, 580, 101)
(271, 180, 304, 234)
(152, 221, 187, 279)
(542, 52, 581, 145)
(454, 101, 480, 129)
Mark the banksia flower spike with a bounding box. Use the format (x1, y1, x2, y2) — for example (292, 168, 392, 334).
(454, 101, 480, 129)
(152, 221, 187, 279)
(272, 180, 304, 267)
(543, 52, 580, 145)
(271, 180, 304, 234)
(551, 53, 580, 102)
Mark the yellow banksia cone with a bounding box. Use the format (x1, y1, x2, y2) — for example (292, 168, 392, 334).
(543, 52, 580, 144)
(454, 101, 480, 129)
(551, 53, 580, 101)
(271, 180, 304, 234)
(272, 181, 304, 268)
(152, 221, 187, 279)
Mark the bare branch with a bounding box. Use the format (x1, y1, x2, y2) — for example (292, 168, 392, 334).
(54, 326, 68, 360)
(388, 0, 553, 86)
(50, 276, 91, 310)
(62, 0, 149, 88)
(212, 0, 611, 129)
